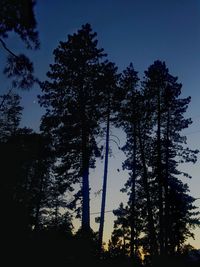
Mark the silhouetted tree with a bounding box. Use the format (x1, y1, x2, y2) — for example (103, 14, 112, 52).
(142, 60, 199, 256)
(0, 0, 39, 90)
(0, 93, 23, 139)
(39, 24, 106, 234)
(98, 61, 120, 253)
(0, 92, 59, 263)
(1, 130, 51, 232)
(117, 63, 158, 258)
(111, 203, 130, 258)
(114, 61, 199, 264)
(118, 63, 139, 259)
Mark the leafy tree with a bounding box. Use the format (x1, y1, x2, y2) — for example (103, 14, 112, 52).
(98, 61, 120, 252)
(109, 202, 143, 264)
(0, 129, 51, 233)
(0, 0, 39, 48)
(0, 93, 57, 260)
(118, 63, 139, 259)
(114, 61, 199, 263)
(117, 63, 158, 258)
(0, 0, 39, 90)
(112, 203, 131, 258)
(0, 93, 23, 139)
(142, 60, 199, 256)
(39, 23, 107, 233)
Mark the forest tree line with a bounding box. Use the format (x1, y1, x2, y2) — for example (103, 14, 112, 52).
(0, 1, 200, 266)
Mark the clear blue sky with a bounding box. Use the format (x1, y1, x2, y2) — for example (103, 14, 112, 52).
(1, 0, 200, 248)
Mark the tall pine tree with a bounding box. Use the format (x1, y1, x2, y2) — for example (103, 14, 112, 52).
(39, 24, 107, 233)
(143, 60, 199, 256)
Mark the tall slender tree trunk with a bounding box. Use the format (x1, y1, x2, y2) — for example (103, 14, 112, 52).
(81, 105, 90, 232)
(138, 124, 158, 257)
(82, 136, 90, 232)
(164, 110, 170, 255)
(98, 106, 110, 252)
(130, 123, 136, 259)
(157, 90, 164, 255)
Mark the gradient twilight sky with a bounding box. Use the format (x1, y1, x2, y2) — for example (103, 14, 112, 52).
(1, 0, 200, 248)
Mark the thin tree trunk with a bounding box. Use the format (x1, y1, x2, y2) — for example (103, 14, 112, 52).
(157, 89, 164, 255)
(130, 123, 136, 259)
(164, 110, 170, 255)
(82, 136, 90, 232)
(81, 101, 90, 232)
(98, 107, 110, 252)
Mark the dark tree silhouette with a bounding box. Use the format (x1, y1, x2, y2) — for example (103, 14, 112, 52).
(118, 63, 139, 259)
(112, 61, 199, 265)
(143, 60, 199, 256)
(98, 61, 120, 253)
(39, 24, 106, 235)
(0, 93, 23, 138)
(0, 0, 39, 48)
(117, 63, 158, 258)
(110, 203, 131, 258)
(0, 0, 39, 90)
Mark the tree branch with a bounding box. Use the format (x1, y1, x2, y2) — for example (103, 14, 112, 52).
(0, 38, 18, 58)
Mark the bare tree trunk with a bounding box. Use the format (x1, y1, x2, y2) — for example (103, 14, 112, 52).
(82, 133, 90, 232)
(81, 104, 90, 232)
(98, 107, 110, 252)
